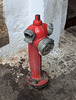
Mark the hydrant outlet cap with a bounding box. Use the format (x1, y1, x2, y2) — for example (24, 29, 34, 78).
(37, 38, 54, 56)
(33, 14, 42, 26)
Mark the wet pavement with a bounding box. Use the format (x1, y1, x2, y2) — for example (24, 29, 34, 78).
(0, 63, 76, 100)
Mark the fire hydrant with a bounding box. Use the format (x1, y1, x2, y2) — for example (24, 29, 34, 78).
(24, 14, 54, 88)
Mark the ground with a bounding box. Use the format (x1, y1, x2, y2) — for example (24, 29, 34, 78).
(0, 27, 76, 100)
(0, 64, 76, 100)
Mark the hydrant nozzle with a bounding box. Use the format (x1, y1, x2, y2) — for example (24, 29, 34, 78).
(33, 14, 42, 26)
(24, 14, 54, 88)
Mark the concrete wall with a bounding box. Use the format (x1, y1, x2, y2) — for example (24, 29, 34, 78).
(0, 0, 68, 60)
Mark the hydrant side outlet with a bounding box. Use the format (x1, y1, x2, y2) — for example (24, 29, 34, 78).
(24, 14, 54, 88)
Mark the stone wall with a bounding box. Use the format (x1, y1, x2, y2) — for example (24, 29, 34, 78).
(0, 0, 9, 48)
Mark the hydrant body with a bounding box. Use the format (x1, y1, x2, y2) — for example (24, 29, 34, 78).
(24, 15, 54, 87)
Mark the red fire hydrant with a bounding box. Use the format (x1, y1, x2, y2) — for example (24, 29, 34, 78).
(24, 14, 54, 88)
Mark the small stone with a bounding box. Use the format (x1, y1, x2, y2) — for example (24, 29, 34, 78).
(58, 60, 64, 65)
(51, 70, 54, 73)
(54, 58, 58, 61)
(64, 56, 71, 61)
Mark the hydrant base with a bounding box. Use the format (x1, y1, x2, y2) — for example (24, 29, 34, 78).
(26, 70, 49, 87)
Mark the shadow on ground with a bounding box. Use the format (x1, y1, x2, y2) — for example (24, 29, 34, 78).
(0, 64, 76, 100)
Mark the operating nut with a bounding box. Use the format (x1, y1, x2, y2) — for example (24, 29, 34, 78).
(24, 29, 35, 43)
(47, 23, 53, 36)
(37, 38, 54, 56)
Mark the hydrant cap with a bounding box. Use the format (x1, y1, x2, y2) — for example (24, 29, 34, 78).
(33, 14, 42, 26)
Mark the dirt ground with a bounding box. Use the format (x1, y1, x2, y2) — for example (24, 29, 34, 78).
(0, 27, 76, 100)
(0, 63, 76, 100)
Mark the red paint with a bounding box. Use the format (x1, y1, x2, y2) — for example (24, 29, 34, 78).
(28, 43, 41, 79)
(26, 14, 49, 87)
(27, 21, 47, 48)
